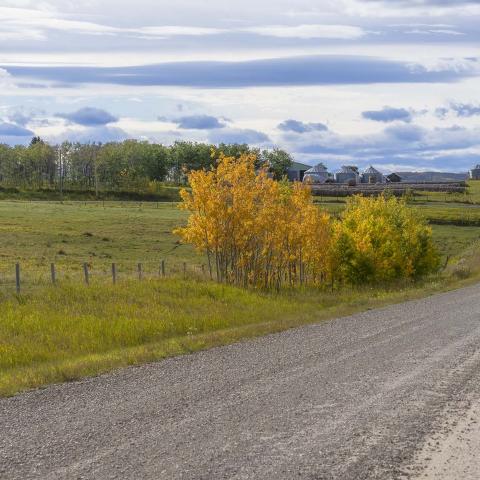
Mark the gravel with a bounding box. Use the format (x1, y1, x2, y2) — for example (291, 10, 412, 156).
(2, 284, 480, 479)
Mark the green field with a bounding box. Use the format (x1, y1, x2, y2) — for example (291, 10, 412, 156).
(0, 200, 200, 287)
(1, 197, 479, 396)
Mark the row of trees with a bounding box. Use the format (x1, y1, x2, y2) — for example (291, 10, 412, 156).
(175, 154, 440, 288)
(0, 138, 293, 192)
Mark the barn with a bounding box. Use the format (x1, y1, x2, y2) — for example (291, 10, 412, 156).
(287, 161, 311, 182)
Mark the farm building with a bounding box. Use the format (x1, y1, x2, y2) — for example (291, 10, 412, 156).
(361, 166, 385, 184)
(335, 166, 360, 184)
(386, 173, 402, 183)
(287, 161, 311, 182)
(303, 163, 330, 184)
(469, 165, 480, 180)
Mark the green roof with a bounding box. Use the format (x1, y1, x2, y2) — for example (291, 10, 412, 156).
(289, 161, 311, 171)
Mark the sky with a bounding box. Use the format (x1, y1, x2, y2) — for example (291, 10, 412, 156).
(0, 0, 480, 172)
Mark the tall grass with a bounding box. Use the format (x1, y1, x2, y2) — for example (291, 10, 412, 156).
(0, 273, 472, 397)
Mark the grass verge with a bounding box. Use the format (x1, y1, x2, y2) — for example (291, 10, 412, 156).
(1, 268, 479, 397)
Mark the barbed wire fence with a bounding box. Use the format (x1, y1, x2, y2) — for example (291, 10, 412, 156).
(0, 260, 212, 295)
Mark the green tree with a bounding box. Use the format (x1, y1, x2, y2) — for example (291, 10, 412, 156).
(261, 148, 293, 180)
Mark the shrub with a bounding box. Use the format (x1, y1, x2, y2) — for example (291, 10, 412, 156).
(331, 195, 440, 284)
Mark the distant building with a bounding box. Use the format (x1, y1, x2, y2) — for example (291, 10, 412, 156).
(303, 163, 330, 184)
(335, 166, 360, 184)
(386, 173, 402, 183)
(469, 165, 480, 180)
(287, 161, 311, 182)
(361, 166, 384, 184)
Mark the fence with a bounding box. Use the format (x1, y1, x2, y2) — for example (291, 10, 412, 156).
(311, 182, 467, 197)
(1, 260, 211, 295)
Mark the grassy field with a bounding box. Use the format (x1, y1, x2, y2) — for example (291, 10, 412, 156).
(0, 201, 200, 286)
(1, 197, 479, 396)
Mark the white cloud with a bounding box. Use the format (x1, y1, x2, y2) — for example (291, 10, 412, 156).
(243, 24, 366, 39)
(0, 68, 16, 90)
(0, 6, 226, 42)
(404, 28, 465, 35)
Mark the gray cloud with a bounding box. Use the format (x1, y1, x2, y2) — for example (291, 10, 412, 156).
(362, 106, 412, 122)
(0, 122, 34, 137)
(450, 102, 480, 117)
(278, 119, 328, 133)
(435, 102, 480, 118)
(6, 55, 476, 89)
(172, 115, 226, 129)
(56, 107, 118, 126)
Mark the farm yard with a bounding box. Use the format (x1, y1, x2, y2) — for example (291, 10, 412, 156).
(2, 182, 480, 396)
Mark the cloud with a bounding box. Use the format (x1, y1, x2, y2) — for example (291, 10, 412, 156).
(362, 106, 412, 122)
(384, 123, 424, 141)
(278, 119, 328, 133)
(0, 122, 34, 136)
(287, 123, 480, 172)
(0, 67, 16, 90)
(48, 126, 128, 143)
(404, 28, 465, 35)
(435, 102, 480, 118)
(171, 115, 226, 129)
(0, 6, 226, 42)
(56, 107, 118, 126)
(450, 102, 480, 117)
(6, 55, 476, 88)
(244, 24, 366, 39)
(7, 111, 31, 126)
(208, 128, 270, 145)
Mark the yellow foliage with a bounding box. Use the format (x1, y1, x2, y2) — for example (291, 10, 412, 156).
(174, 153, 331, 288)
(175, 156, 440, 289)
(332, 195, 440, 284)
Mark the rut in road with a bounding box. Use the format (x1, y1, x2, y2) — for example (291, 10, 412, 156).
(1, 284, 480, 479)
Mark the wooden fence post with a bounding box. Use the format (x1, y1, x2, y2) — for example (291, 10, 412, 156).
(201, 264, 205, 276)
(15, 263, 20, 294)
(83, 263, 89, 285)
(138, 263, 143, 281)
(51, 263, 56, 285)
(112, 263, 117, 284)
(161, 260, 165, 278)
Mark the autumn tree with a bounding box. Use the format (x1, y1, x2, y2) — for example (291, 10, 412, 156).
(174, 152, 331, 289)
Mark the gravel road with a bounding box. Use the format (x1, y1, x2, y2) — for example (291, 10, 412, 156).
(2, 284, 480, 479)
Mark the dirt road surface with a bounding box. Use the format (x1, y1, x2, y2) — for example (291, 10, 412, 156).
(2, 284, 480, 479)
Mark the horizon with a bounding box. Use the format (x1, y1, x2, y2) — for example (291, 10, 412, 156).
(1, 0, 480, 173)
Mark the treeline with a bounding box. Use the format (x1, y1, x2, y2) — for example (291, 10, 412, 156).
(0, 138, 292, 194)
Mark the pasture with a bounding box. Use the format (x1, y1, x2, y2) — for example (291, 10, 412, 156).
(0, 201, 199, 286)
